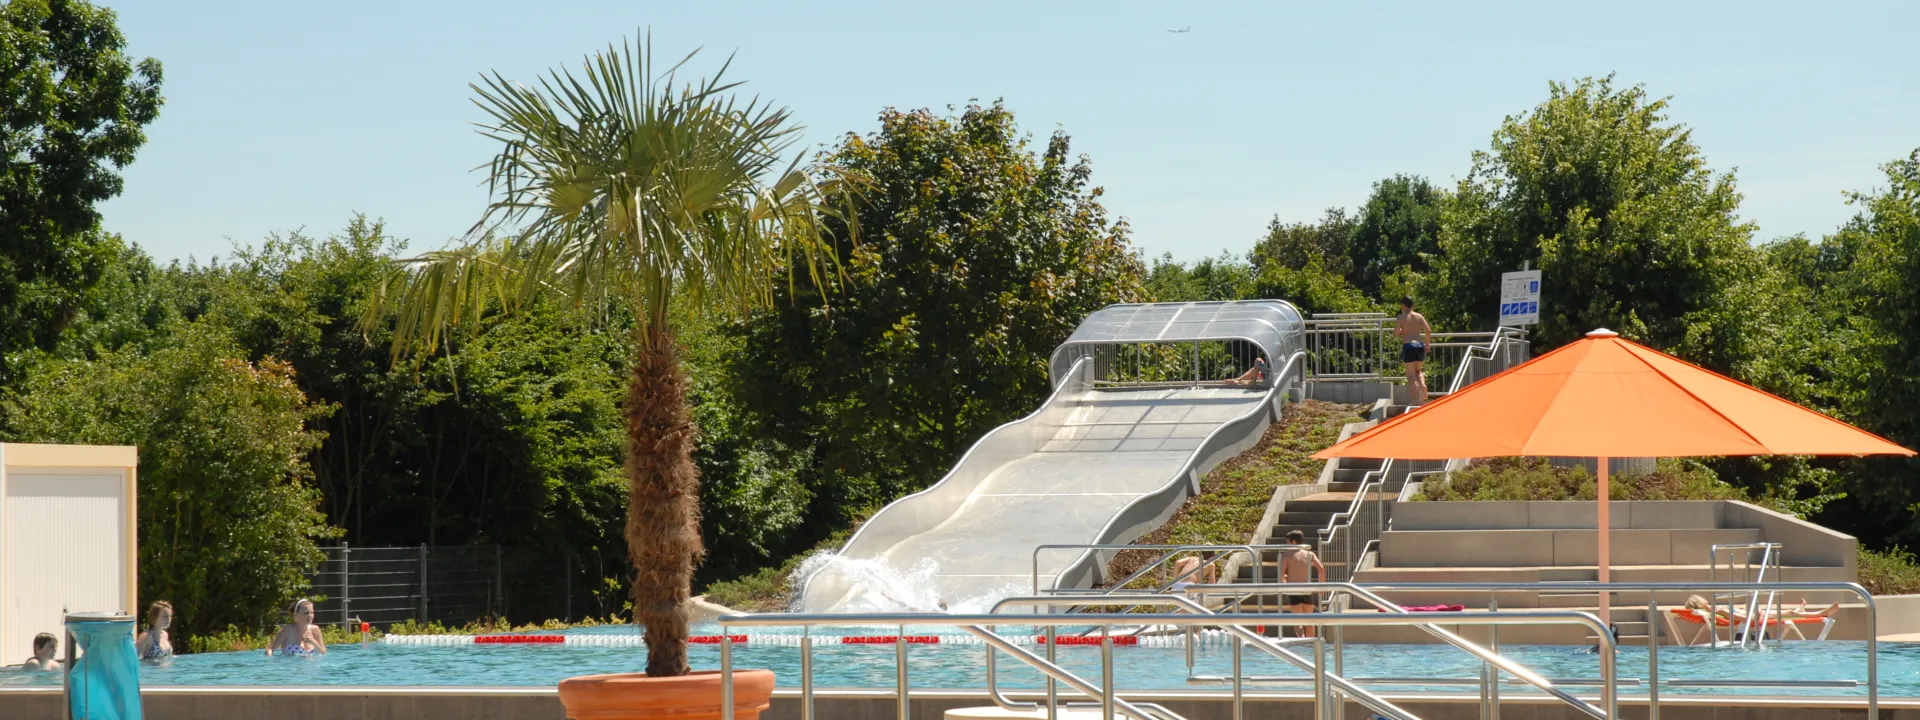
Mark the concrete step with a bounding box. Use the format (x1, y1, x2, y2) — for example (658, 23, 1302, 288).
(1332, 469, 1374, 484)
(1273, 512, 1336, 527)
(1336, 457, 1384, 472)
(1348, 565, 1858, 609)
(1379, 528, 1765, 567)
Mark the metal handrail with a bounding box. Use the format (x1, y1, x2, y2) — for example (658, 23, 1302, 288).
(1031, 544, 1271, 596)
(1183, 582, 1611, 719)
(1029, 543, 1309, 623)
(1312, 328, 1525, 574)
(1708, 542, 1786, 649)
(1442, 326, 1528, 396)
(1196, 580, 1879, 720)
(717, 609, 1618, 720)
(982, 594, 1413, 720)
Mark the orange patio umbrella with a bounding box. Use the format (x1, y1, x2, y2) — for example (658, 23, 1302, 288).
(1313, 328, 1913, 626)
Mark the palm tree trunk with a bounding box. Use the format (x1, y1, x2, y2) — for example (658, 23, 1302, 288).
(624, 325, 704, 677)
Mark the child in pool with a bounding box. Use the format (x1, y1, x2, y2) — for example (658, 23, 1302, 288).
(22, 633, 59, 671)
(136, 600, 174, 662)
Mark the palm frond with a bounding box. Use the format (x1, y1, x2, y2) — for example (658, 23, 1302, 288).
(374, 31, 852, 359)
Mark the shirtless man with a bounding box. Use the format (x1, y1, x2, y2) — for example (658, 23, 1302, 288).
(1281, 530, 1326, 637)
(1170, 552, 1218, 589)
(1395, 297, 1432, 404)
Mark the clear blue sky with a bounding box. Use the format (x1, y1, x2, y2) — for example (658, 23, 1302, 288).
(102, 1, 1920, 265)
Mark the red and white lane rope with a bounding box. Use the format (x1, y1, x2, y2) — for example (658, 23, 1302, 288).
(383, 630, 1246, 649)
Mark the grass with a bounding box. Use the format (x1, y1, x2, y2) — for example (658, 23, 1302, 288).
(1104, 399, 1368, 585)
(1413, 456, 1920, 597)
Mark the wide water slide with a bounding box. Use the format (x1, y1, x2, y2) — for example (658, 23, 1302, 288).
(799, 301, 1308, 612)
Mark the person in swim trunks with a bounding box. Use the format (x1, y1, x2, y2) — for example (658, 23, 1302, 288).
(1281, 530, 1325, 636)
(1395, 297, 1432, 405)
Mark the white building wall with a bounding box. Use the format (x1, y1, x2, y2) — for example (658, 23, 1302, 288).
(0, 444, 138, 657)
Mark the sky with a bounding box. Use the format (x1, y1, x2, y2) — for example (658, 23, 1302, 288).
(102, 1, 1920, 265)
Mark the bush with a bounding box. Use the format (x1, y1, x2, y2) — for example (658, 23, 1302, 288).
(4, 323, 335, 653)
(1858, 548, 1920, 596)
(1413, 457, 1743, 502)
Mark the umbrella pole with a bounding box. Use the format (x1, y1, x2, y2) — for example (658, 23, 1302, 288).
(1598, 457, 1611, 634)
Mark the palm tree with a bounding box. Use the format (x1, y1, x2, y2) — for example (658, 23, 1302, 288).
(362, 36, 844, 677)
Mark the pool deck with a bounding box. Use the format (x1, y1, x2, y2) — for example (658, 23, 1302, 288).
(4, 686, 1917, 719)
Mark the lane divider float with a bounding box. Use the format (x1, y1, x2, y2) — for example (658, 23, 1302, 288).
(384, 629, 1241, 649)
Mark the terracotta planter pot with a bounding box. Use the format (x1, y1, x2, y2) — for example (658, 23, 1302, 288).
(558, 669, 775, 720)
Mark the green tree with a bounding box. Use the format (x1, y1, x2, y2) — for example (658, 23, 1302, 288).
(1145, 251, 1375, 316)
(2, 323, 333, 652)
(1251, 207, 1356, 278)
(735, 102, 1144, 519)
(1145, 252, 1256, 302)
(362, 37, 842, 677)
(1348, 174, 1446, 298)
(0, 0, 162, 383)
(1817, 149, 1920, 548)
(1251, 260, 1380, 316)
(1425, 76, 1754, 352)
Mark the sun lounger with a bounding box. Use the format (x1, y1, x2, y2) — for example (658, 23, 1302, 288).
(1663, 607, 1835, 645)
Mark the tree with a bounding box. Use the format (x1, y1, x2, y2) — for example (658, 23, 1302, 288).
(734, 102, 1144, 519)
(1251, 207, 1356, 279)
(362, 37, 842, 677)
(1145, 251, 1375, 316)
(1424, 76, 1754, 352)
(2, 323, 333, 652)
(1815, 149, 1920, 548)
(0, 0, 162, 383)
(1146, 252, 1256, 302)
(1347, 174, 1446, 298)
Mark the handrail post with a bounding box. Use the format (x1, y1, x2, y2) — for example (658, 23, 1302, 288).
(1101, 625, 1116, 720)
(1311, 636, 1325, 720)
(1047, 625, 1058, 720)
(720, 633, 735, 720)
(1232, 633, 1243, 720)
(896, 627, 909, 720)
(1489, 597, 1501, 720)
(1647, 599, 1659, 720)
(801, 629, 814, 720)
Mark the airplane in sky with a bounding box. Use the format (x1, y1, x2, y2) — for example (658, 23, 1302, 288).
(1166, 26, 1190, 33)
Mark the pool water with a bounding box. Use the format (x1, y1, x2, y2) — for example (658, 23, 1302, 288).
(4, 625, 1915, 699)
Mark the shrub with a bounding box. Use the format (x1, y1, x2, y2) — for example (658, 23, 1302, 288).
(1858, 548, 1920, 596)
(1413, 457, 1743, 502)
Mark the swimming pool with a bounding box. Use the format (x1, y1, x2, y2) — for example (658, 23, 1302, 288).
(3, 625, 1914, 699)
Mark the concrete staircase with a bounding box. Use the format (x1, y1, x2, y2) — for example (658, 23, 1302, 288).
(1229, 400, 1415, 612)
(1339, 501, 1862, 644)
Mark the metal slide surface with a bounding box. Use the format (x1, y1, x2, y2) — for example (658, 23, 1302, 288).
(799, 301, 1305, 613)
(798, 370, 1280, 612)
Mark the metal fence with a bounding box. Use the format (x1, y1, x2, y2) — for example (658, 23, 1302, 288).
(305, 544, 503, 627)
(1305, 314, 1531, 391)
(1084, 339, 1272, 387)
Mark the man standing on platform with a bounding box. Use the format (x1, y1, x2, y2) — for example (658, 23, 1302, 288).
(1396, 297, 1432, 405)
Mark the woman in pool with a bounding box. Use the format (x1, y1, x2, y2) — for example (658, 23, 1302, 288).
(267, 598, 327, 656)
(136, 600, 174, 662)
(21, 633, 59, 671)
